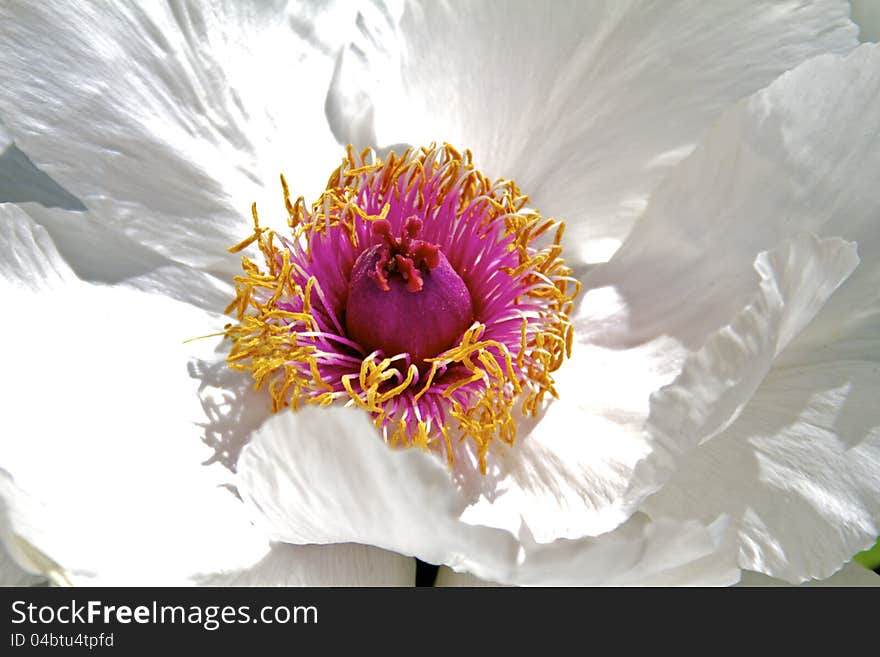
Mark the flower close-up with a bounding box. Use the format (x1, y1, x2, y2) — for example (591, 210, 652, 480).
(224, 143, 578, 475)
(1, 0, 879, 587)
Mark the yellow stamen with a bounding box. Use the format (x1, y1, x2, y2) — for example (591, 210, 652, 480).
(223, 144, 578, 472)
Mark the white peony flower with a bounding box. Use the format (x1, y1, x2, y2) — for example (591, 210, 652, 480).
(0, 0, 878, 587)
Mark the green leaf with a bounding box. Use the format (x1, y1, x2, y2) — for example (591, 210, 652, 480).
(854, 537, 880, 571)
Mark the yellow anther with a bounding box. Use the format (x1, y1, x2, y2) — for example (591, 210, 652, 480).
(224, 143, 577, 473)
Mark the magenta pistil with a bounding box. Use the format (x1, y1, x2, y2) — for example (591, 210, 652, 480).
(369, 217, 441, 293)
(345, 216, 474, 363)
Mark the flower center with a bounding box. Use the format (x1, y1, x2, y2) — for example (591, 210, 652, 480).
(224, 144, 579, 473)
(345, 216, 474, 364)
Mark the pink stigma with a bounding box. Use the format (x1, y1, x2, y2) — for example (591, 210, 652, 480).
(369, 217, 441, 293)
(345, 216, 474, 363)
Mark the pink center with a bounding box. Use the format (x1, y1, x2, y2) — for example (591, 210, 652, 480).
(369, 217, 441, 293)
(345, 216, 474, 363)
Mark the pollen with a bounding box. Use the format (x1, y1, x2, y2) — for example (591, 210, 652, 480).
(224, 144, 579, 473)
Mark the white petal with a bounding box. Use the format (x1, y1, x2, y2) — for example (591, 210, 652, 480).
(439, 515, 741, 586)
(0, 148, 85, 210)
(237, 404, 740, 585)
(333, 0, 856, 263)
(0, 1, 352, 271)
(640, 234, 878, 582)
(644, 234, 858, 473)
(645, 355, 880, 581)
(738, 562, 880, 587)
(590, 44, 880, 349)
(0, 204, 76, 289)
(0, 114, 81, 210)
(513, 514, 739, 587)
(458, 232, 852, 545)
(585, 44, 880, 582)
(1, 117, 85, 210)
(236, 406, 522, 583)
(20, 203, 234, 313)
(852, 0, 880, 42)
(240, 43, 880, 582)
(0, 527, 46, 587)
(236, 237, 852, 558)
(196, 543, 415, 587)
(460, 290, 687, 542)
(0, 204, 271, 584)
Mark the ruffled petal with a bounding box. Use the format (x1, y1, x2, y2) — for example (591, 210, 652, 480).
(639, 233, 878, 582)
(0, 204, 78, 289)
(514, 513, 739, 586)
(738, 562, 880, 587)
(0, 1, 353, 271)
(590, 44, 880, 348)
(643, 345, 880, 582)
(459, 292, 686, 541)
(331, 0, 856, 263)
(574, 44, 880, 582)
(641, 233, 858, 483)
(481, 44, 880, 565)
(196, 543, 415, 586)
(437, 513, 739, 587)
(0, 204, 273, 584)
(0, 529, 47, 587)
(0, 148, 85, 211)
(236, 406, 521, 583)
(0, 117, 85, 210)
(437, 516, 739, 586)
(458, 237, 852, 546)
(20, 203, 234, 313)
(237, 405, 740, 585)
(305, 43, 880, 564)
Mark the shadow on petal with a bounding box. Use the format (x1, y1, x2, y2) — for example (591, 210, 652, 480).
(188, 353, 273, 473)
